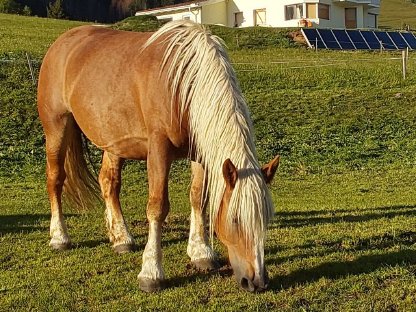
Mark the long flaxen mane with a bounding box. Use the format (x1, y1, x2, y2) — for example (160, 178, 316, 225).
(143, 21, 274, 243)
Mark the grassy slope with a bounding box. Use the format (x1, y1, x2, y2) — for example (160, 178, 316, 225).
(379, 0, 416, 29)
(0, 14, 86, 55)
(2, 13, 416, 311)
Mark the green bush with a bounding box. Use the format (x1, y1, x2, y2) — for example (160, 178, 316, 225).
(112, 16, 297, 50)
(0, 0, 21, 14)
(207, 25, 297, 50)
(112, 15, 164, 32)
(47, 0, 66, 19)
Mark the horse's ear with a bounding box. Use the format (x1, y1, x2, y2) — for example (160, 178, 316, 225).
(261, 155, 280, 184)
(223, 159, 238, 189)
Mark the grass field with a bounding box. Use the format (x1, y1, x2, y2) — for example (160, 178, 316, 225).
(379, 0, 416, 30)
(2, 11, 416, 311)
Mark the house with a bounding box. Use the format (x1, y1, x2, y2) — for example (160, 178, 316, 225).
(135, 0, 380, 29)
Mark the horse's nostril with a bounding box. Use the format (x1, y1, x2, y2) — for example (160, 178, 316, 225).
(240, 277, 255, 292)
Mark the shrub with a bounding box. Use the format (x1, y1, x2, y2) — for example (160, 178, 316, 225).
(47, 0, 66, 19)
(22, 5, 31, 16)
(0, 0, 21, 14)
(112, 15, 164, 32)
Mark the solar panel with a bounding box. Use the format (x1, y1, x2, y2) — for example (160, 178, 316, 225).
(401, 32, 416, 50)
(360, 31, 382, 50)
(373, 31, 397, 50)
(301, 28, 326, 49)
(317, 29, 341, 49)
(346, 30, 369, 49)
(302, 28, 416, 51)
(332, 29, 355, 50)
(388, 32, 408, 49)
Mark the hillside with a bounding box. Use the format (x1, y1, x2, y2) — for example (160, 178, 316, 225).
(2, 13, 416, 312)
(379, 0, 416, 29)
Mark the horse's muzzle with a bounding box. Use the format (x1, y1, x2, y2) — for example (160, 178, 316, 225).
(239, 270, 269, 293)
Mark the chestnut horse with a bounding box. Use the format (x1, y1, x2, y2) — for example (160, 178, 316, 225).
(37, 21, 279, 293)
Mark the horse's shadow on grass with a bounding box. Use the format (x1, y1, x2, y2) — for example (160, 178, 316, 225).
(166, 258, 233, 289)
(0, 213, 58, 235)
(273, 204, 416, 228)
(270, 249, 416, 291)
(267, 204, 416, 290)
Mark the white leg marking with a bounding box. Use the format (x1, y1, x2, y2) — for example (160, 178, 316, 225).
(187, 209, 215, 261)
(138, 221, 164, 281)
(49, 214, 70, 246)
(105, 205, 135, 247)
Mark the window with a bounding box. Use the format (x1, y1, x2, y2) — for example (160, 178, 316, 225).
(368, 13, 377, 28)
(234, 12, 243, 27)
(345, 8, 356, 28)
(254, 9, 267, 26)
(182, 15, 191, 20)
(306, 3, 316, 19)
(285, 4, 303, 20)
(318, 4, 330, 20)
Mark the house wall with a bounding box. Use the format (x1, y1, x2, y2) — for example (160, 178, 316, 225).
(225, 0, 378, 29)
(364, 7, 378, 28)
(138, 0, 379, 29)
(201, 1, 228, 25)
(226, 0, 274, 27)
(153, 7, 202, 23)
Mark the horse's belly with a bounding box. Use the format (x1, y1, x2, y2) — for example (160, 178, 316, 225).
(95, 135, 149, 160)
(72, 106, 149, 159)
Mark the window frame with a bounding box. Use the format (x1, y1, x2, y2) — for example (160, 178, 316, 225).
(318, 3, 330, 20)
(285, 3, 303, 21)
(306, 3, 317, 19)
(254, 8, 267, 26)
(234, 11, 244, 27)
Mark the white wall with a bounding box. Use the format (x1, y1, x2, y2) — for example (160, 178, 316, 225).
(154, 8, 202, 24)
(225, 0, 378, 29)
(140, 0, 379, 29)
(202, 1, 227, 25)
(226, 0, 286, 28)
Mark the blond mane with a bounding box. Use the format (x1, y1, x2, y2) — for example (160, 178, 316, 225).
(144, 21, 274, 243)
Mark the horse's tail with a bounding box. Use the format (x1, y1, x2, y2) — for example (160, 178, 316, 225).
(63, 124, 101, 210)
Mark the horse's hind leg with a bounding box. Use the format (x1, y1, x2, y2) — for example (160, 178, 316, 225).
(99, 151, 135, 253)
(44, 114, 73, 250)
(187, 161, 218, 270)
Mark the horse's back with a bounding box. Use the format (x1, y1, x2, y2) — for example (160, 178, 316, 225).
(38, 26, 188, 160)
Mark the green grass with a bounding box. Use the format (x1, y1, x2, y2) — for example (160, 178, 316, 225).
(0, 14, 86, 55)
(380, 0, 416, 30)
(2, 169, 416, 311)
(2, 12, 416, 311)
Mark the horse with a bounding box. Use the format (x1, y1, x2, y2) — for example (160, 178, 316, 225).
(37, 20, 280, 293)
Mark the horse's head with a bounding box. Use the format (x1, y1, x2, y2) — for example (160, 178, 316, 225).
(215, 156, 280, 292)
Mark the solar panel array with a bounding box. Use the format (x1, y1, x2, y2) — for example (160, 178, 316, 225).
(302, 28, 416, 51)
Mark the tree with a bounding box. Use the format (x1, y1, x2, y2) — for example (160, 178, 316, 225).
(47, 0, 65, 19)
(0, 0, 21, 13)
(22, 5, 31, 15)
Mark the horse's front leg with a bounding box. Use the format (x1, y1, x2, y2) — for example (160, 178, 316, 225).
(138, 137, 172, 292)
(187, 161, 218, 270)
(99, 151, 135, 253)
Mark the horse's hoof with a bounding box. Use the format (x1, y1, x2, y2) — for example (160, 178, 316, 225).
(50, 242, 72, 251)
(192, 258, 220, 271)
(138, 278, 164, 293)
(114, 243, 136, 254)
